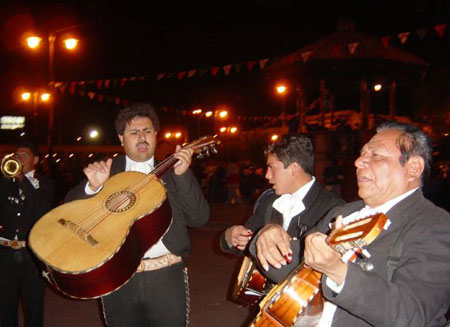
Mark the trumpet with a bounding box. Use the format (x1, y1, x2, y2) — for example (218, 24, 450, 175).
(1, 154, 22, 178)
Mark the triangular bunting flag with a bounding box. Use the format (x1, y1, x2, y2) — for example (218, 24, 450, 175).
(416, 28, 427, 40)
(97, 94, 104, 103)
(347, 42, 359, 55)
(381, 35, 391, 48)
(104, 79, 111, 89)
(234, 63, 242, 73)
(301, 51, 312, 62)
(115, 97, 121, 105)
(223, 64, 232, 76)
(211, 66, 220, 76)
(187, 69, 197, 78)
(247, 61, 256, 71)
(177, 71, 186, 80)
(398, 32, 410, 44)
(120, 78, 127, 87)
(122, 99, 130, 107)
(259, 59, 269, 69)
(434, 24, 447, 37)
(78, 81, 86, 87)
(129, 76, 137, 82)
(97, 80, 103, 90)
(156, 73, 166, 80)
(88, 92, 95, 100)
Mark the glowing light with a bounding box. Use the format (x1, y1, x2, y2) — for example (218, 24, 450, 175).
(76, 136, 82, 141)
(205, 111, 213, 118)
(230, 127, 237, 133)
(55, 158, 61, 163)
(113, 153, 118, 157)
(20, 132, 25, 137)
(26, 36, 42, 49)
(89, 130, 99, 139)
(276, 85, 287, 94)
(373, 84, 382, 91)
(88, 153, 94, 158)
(192, 109, 202, 115)
(21, 92, 31, 101)
(69, 153, 74, 158)
(63, 38, 78, 50)
(218, 110, 228, 119)
(165, 132, 172, 139)
(40, 93, 50, 101)
(44, 154, 49, 158)
(219, 127, 227, 133)
(271, 134, 279, 142)
(52, 153, 57, 158)
(174, 132, 182, 138)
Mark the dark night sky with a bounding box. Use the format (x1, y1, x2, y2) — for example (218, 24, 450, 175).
(0, 0, 449, 145)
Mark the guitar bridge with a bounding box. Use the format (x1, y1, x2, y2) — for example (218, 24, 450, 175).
(58, 218, 99, 247)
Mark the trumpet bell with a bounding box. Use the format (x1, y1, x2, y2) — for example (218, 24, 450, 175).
(1, 154, 21, 178)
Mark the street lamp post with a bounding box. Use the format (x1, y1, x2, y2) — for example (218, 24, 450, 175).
(25, 24, 81, 153)
(276, 84, 288, 129)
(21, 91, 50, 141)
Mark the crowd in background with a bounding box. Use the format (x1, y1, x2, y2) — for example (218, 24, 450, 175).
(15, 151, 447, 213)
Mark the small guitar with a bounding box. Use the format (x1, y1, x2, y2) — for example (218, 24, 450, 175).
(29, 135, 219, 299)
(232, 256, 275, 306)
(250, 213, 389, 327)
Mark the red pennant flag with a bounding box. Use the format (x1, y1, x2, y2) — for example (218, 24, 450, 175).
(104, 79, 111, 89)
(247, 61, 256, 71)
(78, 81, 86, 87)
(115, 97, 121, 105)
(177, 71, 186, 80)
(122, 99, 130, 107)
(88, 92, 95, 100)
(381, 36, 391, 48)
(398, 32, 410, 44)
(187, 69, 197, 78)
(259, 59, 269, 69)
(156, 73, 166, 80)
(120, 78, 127, 87)
(211, 66, 220, 76)
(223, 65, 232, 76)
(347, 42, 359, 55)
(97, 94, 104, 103)
(301, 51, 312, 62)
(97, 80, 103, 89)
(434, 24, 447, 37)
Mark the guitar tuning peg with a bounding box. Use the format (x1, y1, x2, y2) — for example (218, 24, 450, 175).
(205, 150, 210, 157)
(196, 153, 204, 159)
(211, 145, 218, 154)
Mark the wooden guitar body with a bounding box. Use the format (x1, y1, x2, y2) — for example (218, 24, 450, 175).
(29, 171, 171, 299)
(233, 256, 275, 306)
(250, 265, 323, 327)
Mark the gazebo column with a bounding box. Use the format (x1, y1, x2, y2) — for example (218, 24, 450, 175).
(389, 79, 397, 120)
(296, 83, 307, 133)
(360, 79, 371, 129)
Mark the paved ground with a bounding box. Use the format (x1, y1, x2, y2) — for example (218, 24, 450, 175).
(19, 202, 259, 327)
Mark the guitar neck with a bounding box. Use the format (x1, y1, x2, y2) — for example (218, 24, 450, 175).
(151, 155, 178, 179)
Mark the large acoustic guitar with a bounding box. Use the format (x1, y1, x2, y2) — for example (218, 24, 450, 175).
(250, 213, 389, 327)
(29, 136, 219, 299)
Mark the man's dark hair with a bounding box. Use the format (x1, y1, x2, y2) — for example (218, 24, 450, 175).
(115, 103, 160, 135)
(16, 141, 40, 157)
(376, 121, 432, 183)
(266, 134, 314, 175)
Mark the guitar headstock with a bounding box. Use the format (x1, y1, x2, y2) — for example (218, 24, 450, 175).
(183, 135, 221, 159)
(327, 213, 388, 256)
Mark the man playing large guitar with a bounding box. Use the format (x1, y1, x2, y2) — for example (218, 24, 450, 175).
(253, 121, 450, 327)
(220, 134, 344, 302)
(65, 103, 210, 327)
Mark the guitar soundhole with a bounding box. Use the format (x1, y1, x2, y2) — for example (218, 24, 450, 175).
(105, 191, 137, 212)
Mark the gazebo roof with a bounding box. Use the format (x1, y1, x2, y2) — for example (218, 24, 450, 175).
(266, 18, 428, 77)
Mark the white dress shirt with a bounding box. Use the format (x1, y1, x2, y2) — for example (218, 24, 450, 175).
(272, 177, 315, 230)
(316, 187, 419, 327)
(25, 170, 39, 189)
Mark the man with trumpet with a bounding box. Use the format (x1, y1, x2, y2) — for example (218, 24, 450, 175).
(0, 141, 55, 327)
